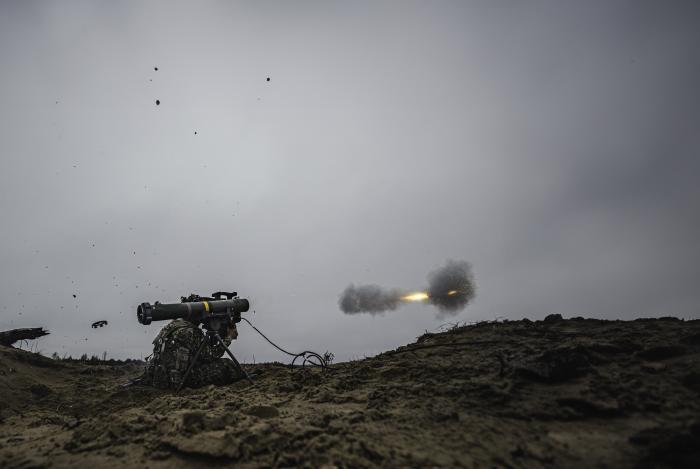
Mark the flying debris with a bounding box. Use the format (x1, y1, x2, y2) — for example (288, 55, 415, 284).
(91, 320, 108, 329)
(339, 259, 475, 316)
(0, 328, 50, 347)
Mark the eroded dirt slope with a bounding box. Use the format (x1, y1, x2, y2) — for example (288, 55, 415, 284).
(1, 317, 699, 468)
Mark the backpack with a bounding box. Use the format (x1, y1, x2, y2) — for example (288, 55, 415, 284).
(144, 320, 197, 389)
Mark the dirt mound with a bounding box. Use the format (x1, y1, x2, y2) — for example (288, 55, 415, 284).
(1, 317, 699, 468)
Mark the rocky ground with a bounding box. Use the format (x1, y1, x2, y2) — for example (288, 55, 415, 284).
(1, 316, 699, 468)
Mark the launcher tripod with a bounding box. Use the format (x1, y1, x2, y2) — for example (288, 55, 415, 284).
(177, 327, 254, 391)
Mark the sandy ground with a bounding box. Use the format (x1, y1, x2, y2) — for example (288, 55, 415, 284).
(1, 316, 699, 468)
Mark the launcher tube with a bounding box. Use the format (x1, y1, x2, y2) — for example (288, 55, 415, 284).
(137, 298, 249, 325)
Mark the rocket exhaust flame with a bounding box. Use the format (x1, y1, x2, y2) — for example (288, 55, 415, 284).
(401, 292, 429, 302)
(339, 259, 475, 316)
(400, 290, 457, 302)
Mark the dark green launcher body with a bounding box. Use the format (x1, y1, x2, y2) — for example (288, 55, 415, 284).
(137, 292, 249, 325)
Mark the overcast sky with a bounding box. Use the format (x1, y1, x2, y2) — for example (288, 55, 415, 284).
(1, 1, 698, 362)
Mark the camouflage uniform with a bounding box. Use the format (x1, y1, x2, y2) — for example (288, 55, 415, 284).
(144, 319, 240, 389)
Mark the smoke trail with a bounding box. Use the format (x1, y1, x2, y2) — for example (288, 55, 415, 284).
(339, 284, 403, 314)
(338, 259, 476, 315)
(427, 259, 475, 312)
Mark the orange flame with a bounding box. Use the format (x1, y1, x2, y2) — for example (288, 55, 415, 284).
(401, 292, 429, 302)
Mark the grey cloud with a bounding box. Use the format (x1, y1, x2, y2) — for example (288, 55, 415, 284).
(427, 260, 476, 313)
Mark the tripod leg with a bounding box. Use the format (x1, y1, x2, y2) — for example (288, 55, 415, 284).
(177, 337, 208, 392)
(214, 334, 255, 385)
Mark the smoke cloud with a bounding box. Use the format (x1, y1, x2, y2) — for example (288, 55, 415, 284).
(339, 284, 402, 314)
(338, 259, 476, 316)
(426, 259, 475, 312)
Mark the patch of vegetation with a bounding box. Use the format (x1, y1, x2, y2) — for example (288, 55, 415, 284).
(50, 351, 142, 366)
